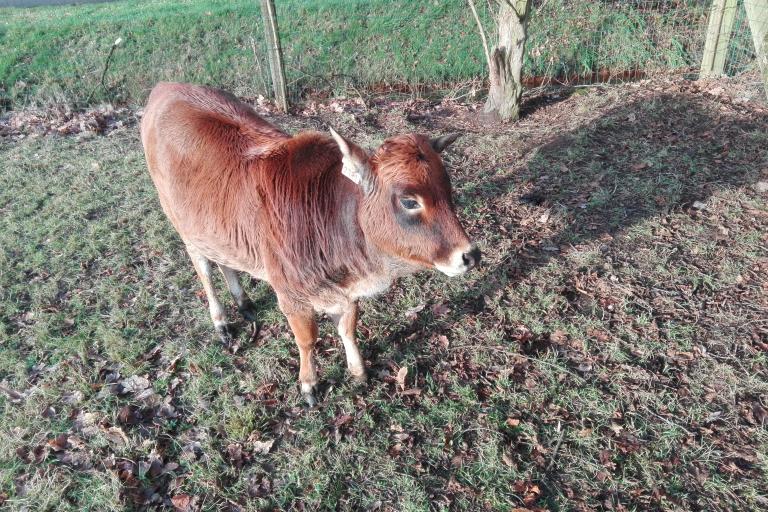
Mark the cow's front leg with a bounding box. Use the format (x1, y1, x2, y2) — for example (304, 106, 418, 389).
(284, 310, 319, 406)
(330, 302, 367, 384)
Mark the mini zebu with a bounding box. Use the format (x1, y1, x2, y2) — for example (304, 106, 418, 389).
(140, 83, 479, 405)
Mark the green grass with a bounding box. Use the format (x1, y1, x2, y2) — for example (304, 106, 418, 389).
(1, 81, 768, 510)
(0, 0, 734, 110)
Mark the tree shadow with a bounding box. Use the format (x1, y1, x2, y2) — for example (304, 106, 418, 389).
(467, 90, 766, 300)
(374, 88, 767, 374)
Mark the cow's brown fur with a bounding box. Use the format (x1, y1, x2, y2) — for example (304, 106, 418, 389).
(141, 82, 477, 404)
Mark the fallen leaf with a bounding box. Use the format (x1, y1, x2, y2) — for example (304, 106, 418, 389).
(104, 426, 129, 447)
(333, 414, 353, 427)
(251, 439, 274, 455)
(404, 303, 425, 320)
(396, 366, 408, 391)
(119, 375, 150, 394)
(0, 384, 25, 404)
(431, 302, 451, 317)
(171, 494, 191, 511)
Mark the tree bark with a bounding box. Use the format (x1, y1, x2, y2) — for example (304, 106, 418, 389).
(483, 0, 530, 123)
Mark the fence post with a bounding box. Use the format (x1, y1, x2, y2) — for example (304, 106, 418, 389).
(260, 0, 288, 112)
(701, 0, 738, 77)
(744, 0, 768, 100)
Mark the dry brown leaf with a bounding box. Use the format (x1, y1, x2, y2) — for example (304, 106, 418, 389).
(104, 426, 129, 447)
(431, 303, 451, 317)
(120, 375, 150, 394)
(251, 439, 275, 455)
(396, 366, 408, 391)
(171, 494, 191, 511)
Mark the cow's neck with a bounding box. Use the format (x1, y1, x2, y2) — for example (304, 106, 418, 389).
(337, 180, 418, 298)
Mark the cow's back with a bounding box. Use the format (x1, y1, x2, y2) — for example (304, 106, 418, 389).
(140, 83, 290, 267)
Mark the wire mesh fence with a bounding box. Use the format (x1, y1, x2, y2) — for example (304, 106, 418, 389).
(523, 0, 713, 85)
(2, 0, 763, 108)
(261, 0, 767, 100)
(521, 0, 765, 85)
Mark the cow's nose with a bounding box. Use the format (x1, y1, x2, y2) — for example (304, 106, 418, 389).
(461, 246, 481, 270)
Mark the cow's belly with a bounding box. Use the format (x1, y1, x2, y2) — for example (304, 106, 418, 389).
(347, 273, 394, 299)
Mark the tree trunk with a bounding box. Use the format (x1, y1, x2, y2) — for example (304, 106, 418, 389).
(744, 0, 768, 101)
(483, 0, 530, 123)
(260, 0, 288, 112)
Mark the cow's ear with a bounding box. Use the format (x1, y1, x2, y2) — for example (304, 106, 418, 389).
(329, 127, 374, 194)
(430, 133, 461, 153)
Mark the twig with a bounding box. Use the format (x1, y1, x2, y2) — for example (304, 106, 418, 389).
(468, 0, 493, 73)
(546, 421, 564, 471)
(85, 37, 122, 104)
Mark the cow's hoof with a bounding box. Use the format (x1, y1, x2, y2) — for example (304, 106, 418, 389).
(301, 383, 318, 407)
(350, 370, 368, 386)
(215, 323, 234, 345)
(238, 299, 259, 323)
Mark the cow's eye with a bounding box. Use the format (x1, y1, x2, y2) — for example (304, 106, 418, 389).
(399, 197, 421, 210)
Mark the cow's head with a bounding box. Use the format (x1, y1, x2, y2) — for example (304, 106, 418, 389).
(330, 128, 480, 277)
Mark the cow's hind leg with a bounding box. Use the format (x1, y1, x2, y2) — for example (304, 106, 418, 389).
(218, 264, 258, 322)
(187, 247, 232, 344)
(284, 310, 319, 407)
(330, 303, 367, 384)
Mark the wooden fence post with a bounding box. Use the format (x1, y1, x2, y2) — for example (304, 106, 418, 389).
(701, 0, 739, 77)
(744, 0, 768, 100)
(260, 0, 288, 112)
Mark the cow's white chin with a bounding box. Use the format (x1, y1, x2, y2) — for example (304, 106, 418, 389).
(435, 264, 468, 277)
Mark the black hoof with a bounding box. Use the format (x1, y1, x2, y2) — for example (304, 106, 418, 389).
(301, 385, 318, 407)
(215, 323, 234, 345)
(350, 371, 368, 386)
(238, 299, 259, 323)
(303, 393, 317, 407)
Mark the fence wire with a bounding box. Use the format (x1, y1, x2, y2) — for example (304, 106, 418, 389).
(521, 0, 766, 85)
(250, 0, 766, 101)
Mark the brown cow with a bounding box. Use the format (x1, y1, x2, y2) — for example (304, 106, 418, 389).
(140, 82, 479, 405)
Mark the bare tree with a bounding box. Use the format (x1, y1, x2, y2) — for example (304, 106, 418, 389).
(469, 0, 531, 122)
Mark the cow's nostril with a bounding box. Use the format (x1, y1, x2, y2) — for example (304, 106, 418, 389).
(462, 246, 481, 269)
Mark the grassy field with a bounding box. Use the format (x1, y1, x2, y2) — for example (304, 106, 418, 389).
(1, 78, 767, 510)
(0, 0, 736, 110)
